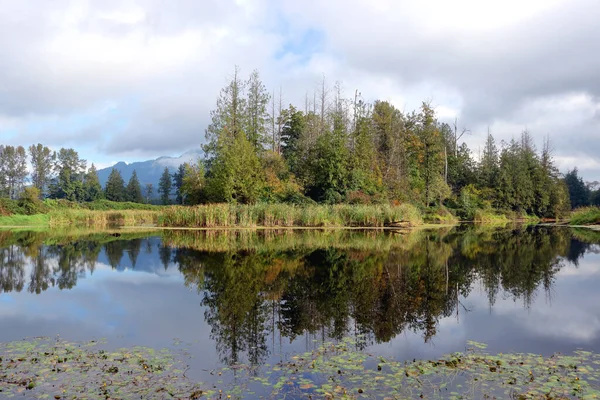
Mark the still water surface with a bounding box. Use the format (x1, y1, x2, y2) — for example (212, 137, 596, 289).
(0, 225, 599, 385)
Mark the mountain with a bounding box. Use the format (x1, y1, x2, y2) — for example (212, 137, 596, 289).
(97, 150, 203, 194)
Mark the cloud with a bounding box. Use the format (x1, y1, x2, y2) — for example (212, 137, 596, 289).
(0, 0, 599, 178)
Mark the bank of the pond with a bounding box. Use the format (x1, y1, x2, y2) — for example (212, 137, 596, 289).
(1, 338, 599, 399)
(0, 200, 556, 229)
(570, 206, 600, 226)
(157, 203, 425, 228)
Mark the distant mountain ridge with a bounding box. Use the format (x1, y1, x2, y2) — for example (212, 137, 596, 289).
(97, 149, 203, 193)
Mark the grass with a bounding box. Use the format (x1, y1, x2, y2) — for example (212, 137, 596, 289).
(47, 209, 159, 228)
(570, 206, 600, 225)
(157, 203, 423, 228)
(423, 206, 459, 224)
(473, 209, 509, 223)
(0, 214, 49, 227)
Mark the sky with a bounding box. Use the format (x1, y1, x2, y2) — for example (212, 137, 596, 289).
(0, 0, 599, 180)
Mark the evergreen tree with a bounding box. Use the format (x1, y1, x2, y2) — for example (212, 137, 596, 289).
(245, 69, 270, 151)
(126, 170, 144, 203)
(104, 169, 126, 202)
(349, 97, 381, 195)
(172, 164, 186, 205)
(564, 168, 590, 209)
(158, 167, 172, 205)
(280, 105, 305, 175)
(203, 68, 265, 204)
(205, 130, 264, 204)
(28, 144, 55, 198)
(49, 148, 87, 201)
(479, 132, 499, 189)
(204, 66, 247, 168)
(371, 101, 409, 197)
(83, 164, 103, 201)
(415, 103, 445, 206)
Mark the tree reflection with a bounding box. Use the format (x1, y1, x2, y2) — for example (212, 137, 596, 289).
(0, 226, 595, 368)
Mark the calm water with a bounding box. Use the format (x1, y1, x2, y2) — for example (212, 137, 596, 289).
(1, 225, 599, 386)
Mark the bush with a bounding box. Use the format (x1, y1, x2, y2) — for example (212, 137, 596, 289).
(18, 187, 43, 215)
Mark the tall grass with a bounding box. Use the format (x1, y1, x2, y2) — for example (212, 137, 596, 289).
(570, 207, 600, 226)
(473, 209, 509, 224)
(0, 214, 50, 227)
(157, 203, 423, 228)
(48, 209, 159, 228)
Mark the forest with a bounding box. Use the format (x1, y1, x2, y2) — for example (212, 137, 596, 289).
(1, 68, 600, 220)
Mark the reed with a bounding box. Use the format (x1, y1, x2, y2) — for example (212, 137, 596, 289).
(48, 209, 159, 228)
(157, 203, 423, 228)
(473, 209, 509, 223)
(570, 207, 600, 226)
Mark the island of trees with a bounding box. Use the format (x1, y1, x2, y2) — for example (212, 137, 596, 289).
(1, 67, 599, 222)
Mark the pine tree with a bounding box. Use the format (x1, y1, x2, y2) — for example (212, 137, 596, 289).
(84, 164, 103, 201)
(158, 167, 172, 205)
(105, 169, 126, 202)
(126, 170, 144, 203)
(172, 164, 186, 205)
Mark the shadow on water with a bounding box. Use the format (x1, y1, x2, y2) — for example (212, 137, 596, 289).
(0, 225, 599, 370)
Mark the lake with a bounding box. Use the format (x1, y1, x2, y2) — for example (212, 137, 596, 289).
(1, 225, 599, 398)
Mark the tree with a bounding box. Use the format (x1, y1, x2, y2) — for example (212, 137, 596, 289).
(305, 129, 349, 203)
(245, 69, 270, 151)
(280, 105, 305, 175)
(181, 161, 206, 204)
(49, 148, 87, 201)
(104, 169, 126, 202)
(415, 103, 444, 206)
(204, 66, 247, 168)
(126, 170, 144, 203)
(564, 168, 590, 209)
(371, 100, 409, 198)
(158, 167, 172, 205)
(144, 184, 154, 204)
(29, 144, 54, 197)
(83, 164, 103, 201)
(205, 131, 264, 204)
(0, 145, 28, 199)
(204, 67, 265, 204)
(172, 164, 186, 205)
(479, 131, 499, 189)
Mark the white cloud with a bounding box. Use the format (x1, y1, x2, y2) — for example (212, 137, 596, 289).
(0, 0, 599, 178)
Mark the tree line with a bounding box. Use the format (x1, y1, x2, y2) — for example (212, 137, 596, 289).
(175, 67, 597, 217)
(2, 67, 599, 215)
(0, 145, 184, 204)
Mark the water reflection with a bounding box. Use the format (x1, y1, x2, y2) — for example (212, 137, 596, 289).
(0, 226, 598, 369)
